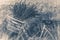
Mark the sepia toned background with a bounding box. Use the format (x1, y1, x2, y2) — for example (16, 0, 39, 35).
(0, 0, 60, 23)
(0, 0, 60, 40)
